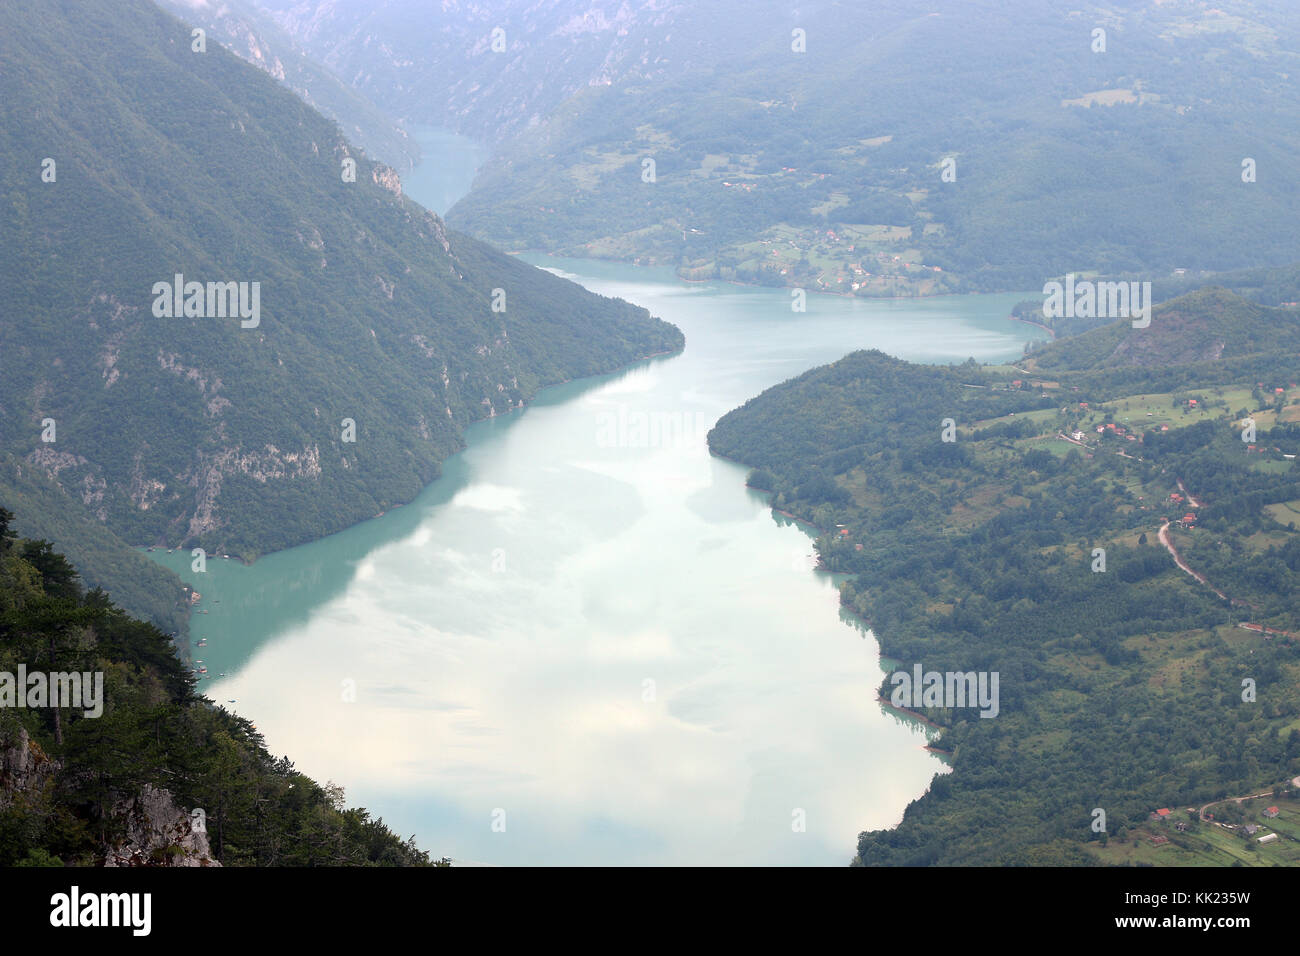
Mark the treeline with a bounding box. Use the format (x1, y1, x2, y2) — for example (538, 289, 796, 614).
(0, 506, 442, 866)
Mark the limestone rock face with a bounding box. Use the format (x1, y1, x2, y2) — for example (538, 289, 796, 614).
(0, 728, 57, 810)
(103, 784, 221, 867)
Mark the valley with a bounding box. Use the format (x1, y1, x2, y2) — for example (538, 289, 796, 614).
(2, 0, 1298, 885)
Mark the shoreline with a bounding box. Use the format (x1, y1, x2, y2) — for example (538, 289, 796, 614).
(704, 447, 831, 541)
(146, 341, 687, 633)
(710, 443, 957, 762)
(1006, 312, 1057, 339)
(877, 694, 944, 731)
(510, 249, 1038, 302)
(709, 443, 957, 764)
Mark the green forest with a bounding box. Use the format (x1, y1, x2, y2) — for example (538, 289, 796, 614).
(0, 0, 682, 635)
(0, 506, 441, 866)
(446, 1, 1300, 296)
(709, 289, 1300, 864)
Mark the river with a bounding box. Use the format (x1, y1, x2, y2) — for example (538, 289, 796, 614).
(147, 128, 1047, 865)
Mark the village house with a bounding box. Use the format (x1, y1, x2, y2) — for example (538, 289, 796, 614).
(1263, 806, 1280, 818)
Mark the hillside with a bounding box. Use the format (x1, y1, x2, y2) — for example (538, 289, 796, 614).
(0, 0, 683, 598)
(1026, 288, 1300, 372)
(0, 509, 440, 866)
(156, 0, 420, 171)
(256, 0, 758, 145)
(708, 297, 1300, 864)
(0, 455, 190, 638)
(1150, 260, 1300, 309)
(413, 0, 1300, 293)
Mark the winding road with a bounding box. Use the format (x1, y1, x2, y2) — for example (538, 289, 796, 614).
(1199, 776, 1300, 822)
(1157, 520, 1228, 600)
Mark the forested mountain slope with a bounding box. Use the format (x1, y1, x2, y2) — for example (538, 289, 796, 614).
(384, 0, 1298, 293)
(709, 290, 1300, 864)
(0, 509, 438, 866)
(1027, 287, 1300, 372)
(0, 0, 683, 583)
(257, 0, 756, 145)
(156, 0, 420, 171)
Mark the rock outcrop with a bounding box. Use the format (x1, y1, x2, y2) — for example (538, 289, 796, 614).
(103, 785, 221, 867)
(0, 727, 57, 810)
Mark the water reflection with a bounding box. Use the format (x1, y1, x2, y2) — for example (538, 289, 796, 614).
(149, 260, 1043, 864)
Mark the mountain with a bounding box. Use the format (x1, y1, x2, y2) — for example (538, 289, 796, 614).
(255, 0, 754, 145)
(0, 0, 682, 619)
(1026, 288, 1300, 372)
(259, 0, 1300, 294)
(156, 0, 421, 171)
(0, 456, 190, 637)
(707, 293, 1300, 864)
(442, 0, 1300, 292)
(1150, 260, 1300, 309)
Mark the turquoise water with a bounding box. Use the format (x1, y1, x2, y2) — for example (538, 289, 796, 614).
(147, 141, 1047, 865)
(401, 125, 489, 215)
